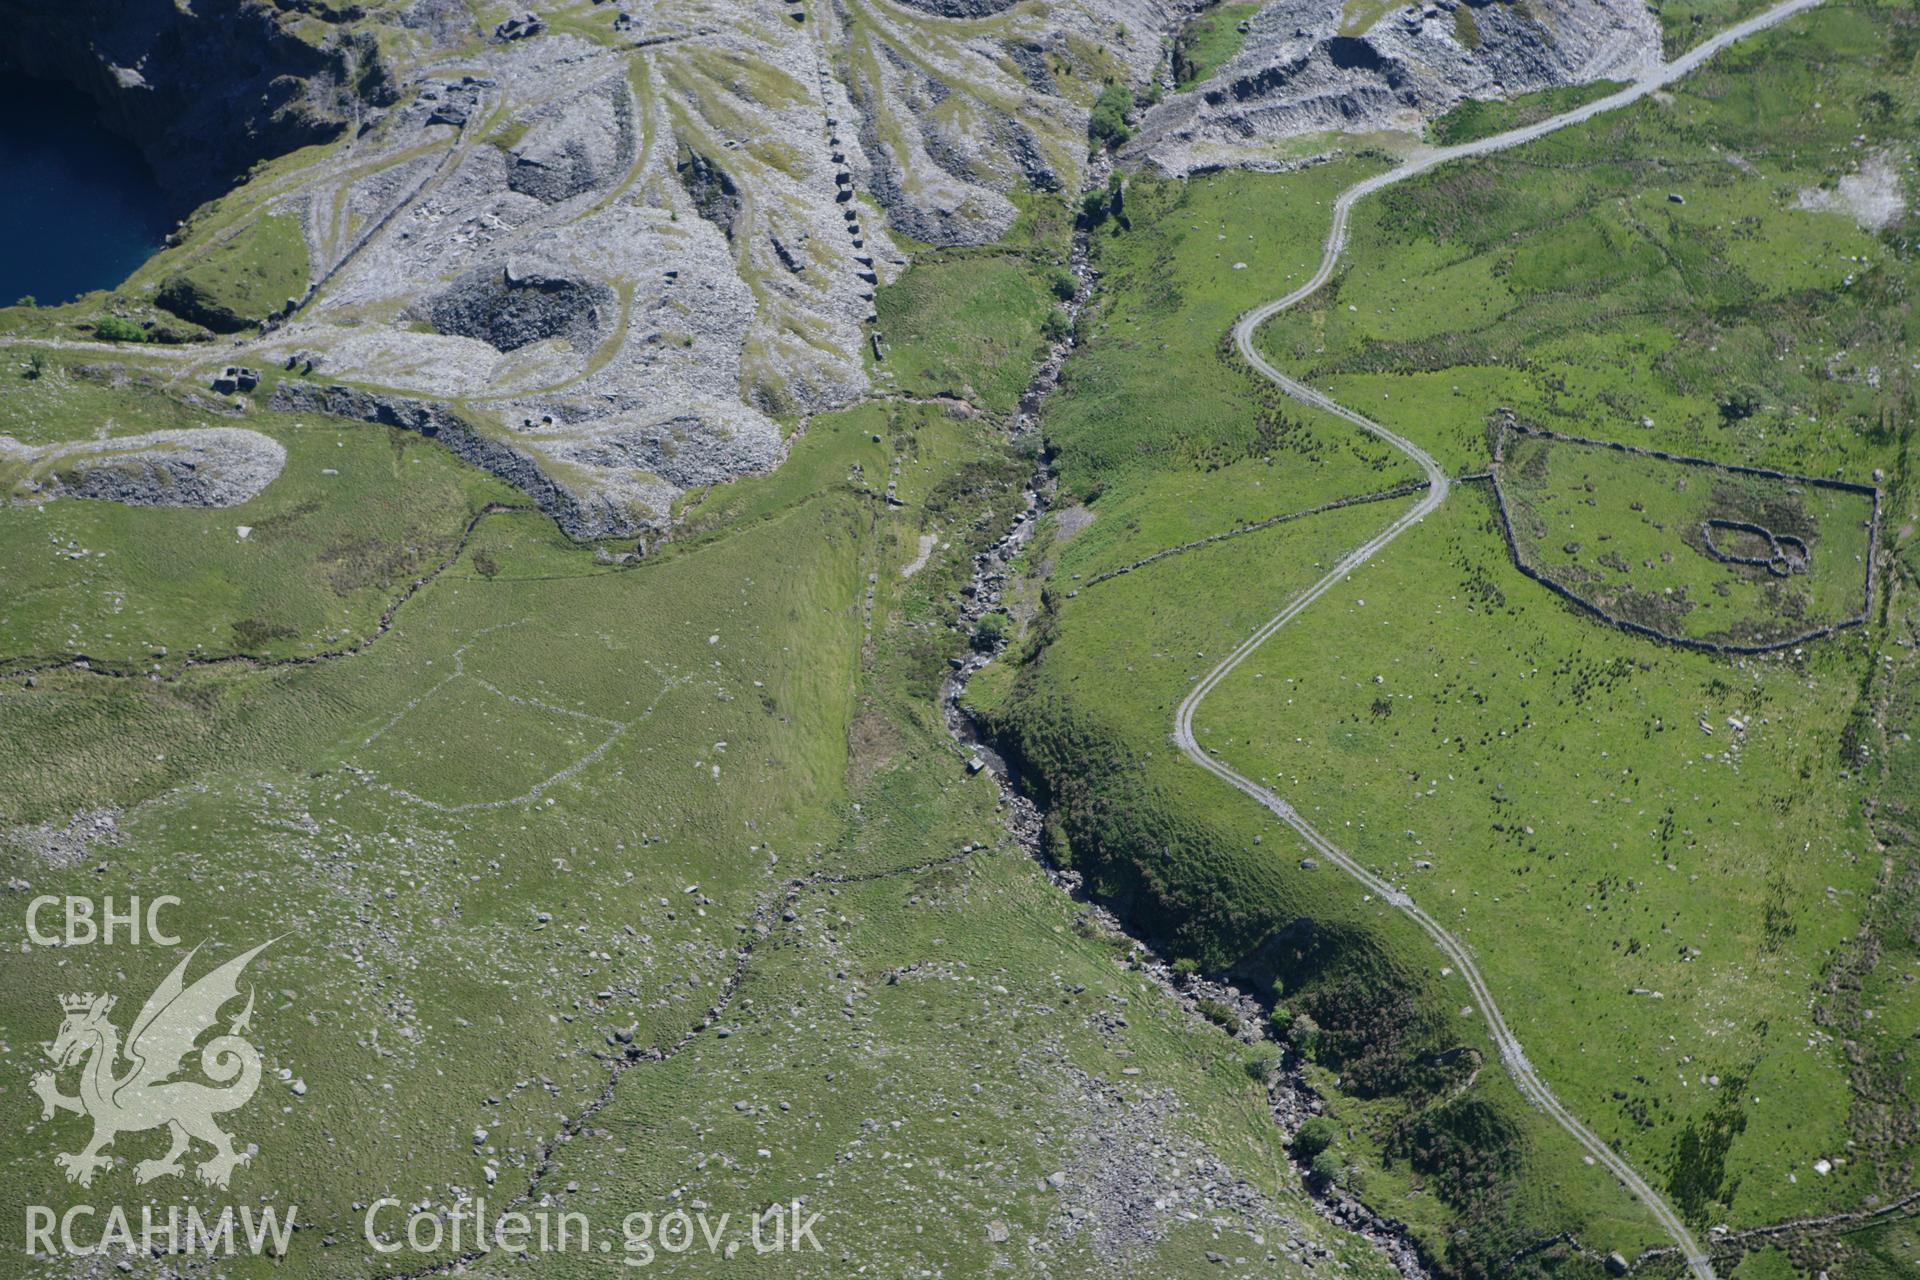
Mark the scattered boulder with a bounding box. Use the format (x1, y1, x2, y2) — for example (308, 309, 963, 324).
(556, 407, 783, 490)
(3, 806, 123, 868)
(493, 11, 544, 40)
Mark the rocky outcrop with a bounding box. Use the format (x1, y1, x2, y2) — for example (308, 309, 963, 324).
(156, 276, 254, 334)
(1132, 0, 1660, 174)
(0, 0, 395, 206)
(674, 146, 745, 240)
(2, 428, 286, 508)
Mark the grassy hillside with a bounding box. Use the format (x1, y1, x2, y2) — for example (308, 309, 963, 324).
(871, 255, 1061, 413)
(0, 361, 513, 673)
(1174, 2, 1262, 89)
(975, 165, 1659, 1274)
(155, 212, 310, 333)
(1427, 81, 1626, 146)
(0, 193, 1386, 1280)
(985, 2, 1919, 1274)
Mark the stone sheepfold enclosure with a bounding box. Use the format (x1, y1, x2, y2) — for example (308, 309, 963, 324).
(1488, 417, 1880, 654)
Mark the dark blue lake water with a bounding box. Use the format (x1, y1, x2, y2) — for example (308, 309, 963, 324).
(0, 75, 179, 305)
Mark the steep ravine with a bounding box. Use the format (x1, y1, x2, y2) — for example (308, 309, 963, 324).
(939, 169, 1432, 1280)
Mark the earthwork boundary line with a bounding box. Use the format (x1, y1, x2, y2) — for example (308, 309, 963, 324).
(1080, 480, 1430, 589)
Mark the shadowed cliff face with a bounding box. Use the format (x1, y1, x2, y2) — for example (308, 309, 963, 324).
(0, 0, 391, 207)
(0, 71, 178, 303)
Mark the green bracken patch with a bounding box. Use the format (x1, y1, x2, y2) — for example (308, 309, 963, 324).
(1173, 2, 1261, 89)
(89, 315, 149, 343)
(1088, 82, 1133, 149)
(1427, 80, 1625, 146)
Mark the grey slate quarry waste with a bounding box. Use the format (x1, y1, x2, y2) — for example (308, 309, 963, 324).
(0, 0, 1646, 540)
(2, 428, 287, 509)
(1130, 0, 1660, 174)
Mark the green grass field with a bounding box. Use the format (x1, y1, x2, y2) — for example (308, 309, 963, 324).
(1199, 488, 1880, 1230)
(1427, 82, 1627, 146)
(871, 253, 1059, 414)
(0, 359, 515, 672)
(1044, 164, 1418, 529)
(155, 212, 311, 332)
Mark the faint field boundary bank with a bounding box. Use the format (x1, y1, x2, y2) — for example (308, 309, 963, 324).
(0, 502, 537, 682)
(1078, 480, 1430, 590)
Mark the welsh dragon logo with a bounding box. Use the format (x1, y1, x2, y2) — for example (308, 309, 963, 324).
(32, 940, 273, 1189)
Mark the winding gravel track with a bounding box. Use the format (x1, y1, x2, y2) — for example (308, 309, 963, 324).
(1173, 4, 1825, 1276)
